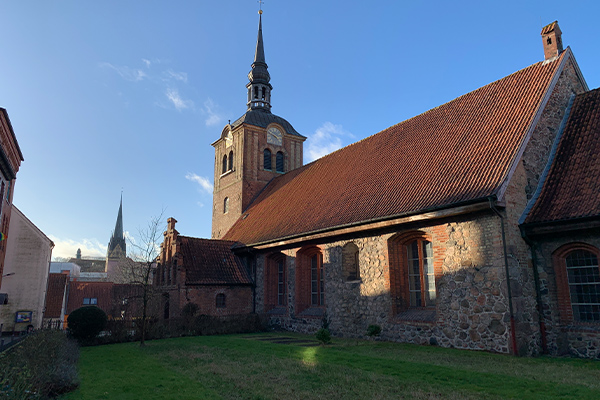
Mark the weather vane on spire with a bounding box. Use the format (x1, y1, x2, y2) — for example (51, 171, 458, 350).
(258, 0, 264, 14)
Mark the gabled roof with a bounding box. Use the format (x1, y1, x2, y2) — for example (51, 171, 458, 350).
(523, 87, 600, 225)
(179, 236, 252, 285)
(66, 281, 113, 314)
(44, 273, 69, 318)
(224, 53, 567, 245)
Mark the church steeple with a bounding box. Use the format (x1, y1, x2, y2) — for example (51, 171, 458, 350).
(246, 10, 272, 112)
(107, 194, 126, 259)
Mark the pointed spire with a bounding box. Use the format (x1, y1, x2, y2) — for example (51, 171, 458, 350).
(246, 9, 272, 112)
(107, 193, 126, 259)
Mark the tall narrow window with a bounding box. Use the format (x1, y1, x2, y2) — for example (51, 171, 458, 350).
(223, 197, 229, 214)
(276, 152, 284, 173)
(222, 155, 227, 174)
(216, 293, 226, 308)
(228, 150, 234, 171)
(311, 253, 324, 306)
(277, 258, 285, 306)
(264, 149, 272, 170)
(407, 239, 435, 307)
(566, 250, 600, 322)
(254, 87, 259, 99)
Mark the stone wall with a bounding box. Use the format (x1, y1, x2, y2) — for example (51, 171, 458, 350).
(532, 234, 600, 359)
(499, 55, 587, 355)
(257, 213, 516, 353)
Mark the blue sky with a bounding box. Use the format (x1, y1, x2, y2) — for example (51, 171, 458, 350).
(1, 1, 599, 259)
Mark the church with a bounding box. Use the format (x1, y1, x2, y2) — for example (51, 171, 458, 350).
(157, 15, 600, 358)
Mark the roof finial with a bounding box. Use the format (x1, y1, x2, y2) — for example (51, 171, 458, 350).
(258, 0, 264, 14)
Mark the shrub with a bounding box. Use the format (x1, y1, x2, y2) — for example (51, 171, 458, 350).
(367, 324, 382, 337)
(181, 302, 199, 318)
(67, 306, 108, 343)
(0, 330, 79, 398)
(316, 328, 331, 345)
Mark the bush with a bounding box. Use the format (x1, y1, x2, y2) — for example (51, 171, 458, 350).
(67, 306, 107, 343)
(315, 328, 331, 345)
(0, 330, 79, 398)
(367, 324, 382, 337)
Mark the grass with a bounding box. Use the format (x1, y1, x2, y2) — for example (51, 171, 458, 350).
(62, 333, 600, 399)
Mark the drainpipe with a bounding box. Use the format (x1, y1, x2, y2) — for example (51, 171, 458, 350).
(489, 197, 519, 356)
(520, 228, 548, 354)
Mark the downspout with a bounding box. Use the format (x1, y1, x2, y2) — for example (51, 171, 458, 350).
(489, 197, 519, 356)
(520, 229, 548, 354)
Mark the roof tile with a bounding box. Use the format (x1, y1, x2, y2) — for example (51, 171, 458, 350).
(224, 54, 564, 245)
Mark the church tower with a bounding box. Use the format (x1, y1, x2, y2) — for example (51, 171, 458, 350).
(211, 10, 306, 239)
(107, 194, 126, 259)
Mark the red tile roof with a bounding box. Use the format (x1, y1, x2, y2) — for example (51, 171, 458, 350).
(66, 281, 114, 315)
(224, 54, 565, 245)
(524, 87, 600, 224)
(179, 236, 252, 285)
(44, 273, 68, 318)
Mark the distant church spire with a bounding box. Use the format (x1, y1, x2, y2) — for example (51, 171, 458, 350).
(107, 193, 126, 259)
(246, 9, 272, 112)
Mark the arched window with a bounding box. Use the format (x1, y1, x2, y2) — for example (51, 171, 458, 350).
(254, 87, 259, 99)
(223, 197, 229, 214)
(388, 232, 437, 314)
(265, 253, 286, 310)
(343, 242, 360, 281)
(553, 243, 600, 323)
(216, 293, 226, 308)
(264, 149, 272, 170)
(222, 154, 227, 174)
(276, 151, 284, 173)
(295, 246, 324, 314)
(228, 150, 234, 171)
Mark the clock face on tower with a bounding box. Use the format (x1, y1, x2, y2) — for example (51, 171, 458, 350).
(267, 126, 283, 146)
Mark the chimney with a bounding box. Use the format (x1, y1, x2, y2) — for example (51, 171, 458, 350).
(541, 21, 563, 60)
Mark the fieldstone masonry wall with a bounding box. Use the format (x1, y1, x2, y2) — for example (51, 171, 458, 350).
(258, 214, 515, 353)
(533, 234, 600, 359)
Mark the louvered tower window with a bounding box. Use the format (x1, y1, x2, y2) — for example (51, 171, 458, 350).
(276, 151, 284, 173)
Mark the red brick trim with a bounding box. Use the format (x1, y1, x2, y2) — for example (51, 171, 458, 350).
(552, 242, 600, 324)
(264, 252, 286, 312)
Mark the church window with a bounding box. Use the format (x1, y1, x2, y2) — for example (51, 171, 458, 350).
(228, 150, 234, 171)
(83, 297, 98, 305)
(295, 246, 325, 314)
(343, 242, 360, 281)
(388, 231, 438, 315)
(265, 253, 286, 310)
(553, 244, 600, 323)
(261, 87, 265, 100)
(254, 87, 259, 99)
(407, 239, 435, 307)
(311, 253, 325, 306)
(276, 152, 284, 173)
(222, 155, 227, 174)
(216, 293, 226, 308)
(264, 149, 272, 170)
(223, 197, 229, 214)
(163, 293, 170, 320)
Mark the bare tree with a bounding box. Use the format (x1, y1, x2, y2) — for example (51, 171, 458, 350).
(117, 211, 165, 346)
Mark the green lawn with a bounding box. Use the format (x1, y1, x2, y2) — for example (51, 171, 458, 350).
(62, 333, 600, 399)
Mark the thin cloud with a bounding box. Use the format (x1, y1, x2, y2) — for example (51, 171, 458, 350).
(306, 122, 353, 162)
(49, 235, 108, 260)
(166, 88, 194, 111)
(186, 172, 213, 194)
(203, 98, 224, 127)
(164, 69, 188, 83)
(100, 62, 147, 82)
